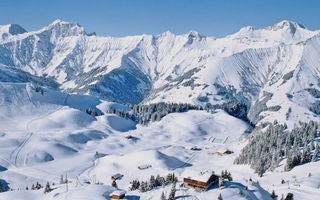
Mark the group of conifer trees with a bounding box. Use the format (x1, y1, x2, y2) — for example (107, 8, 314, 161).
(129, 173, 177, 192)
(104, 101, 249, 126)
(234, 121, 320, 176)
(106, 103, 202, 125)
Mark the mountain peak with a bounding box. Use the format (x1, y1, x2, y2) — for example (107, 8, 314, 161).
(42, 19, 85, 37)
(186, 30, 203, 38)
(272, 20, 305, 30)
(157, 30, 175, 38)
(229, 20, 315, 44)
(266, 20, 306, 35)
(49, 19, 71, 26)
(237, 26, 256, 35)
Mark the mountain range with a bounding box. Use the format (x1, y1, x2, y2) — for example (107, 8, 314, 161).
(1, 19, 320, 127)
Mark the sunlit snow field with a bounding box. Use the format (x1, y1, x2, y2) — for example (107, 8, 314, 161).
(0, 83, 319, 200)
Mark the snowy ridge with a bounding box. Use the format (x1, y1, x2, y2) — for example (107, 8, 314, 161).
(0, 20, 320, 126)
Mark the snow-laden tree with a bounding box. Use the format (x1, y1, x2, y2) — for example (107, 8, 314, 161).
(235, 121, 320, 174)
(312, 143, 319, 162)
(161, 191, 166, 200)
(44, 182, 52, 193)
(168, 182, 176, 200)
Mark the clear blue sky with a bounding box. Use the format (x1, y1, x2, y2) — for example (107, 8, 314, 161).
(0, 0, 319, 37)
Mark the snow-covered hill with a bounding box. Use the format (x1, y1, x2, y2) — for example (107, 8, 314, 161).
(0, 20, 319, 126)
(0, 84, 318, 199)
(0, 82, 259, 200)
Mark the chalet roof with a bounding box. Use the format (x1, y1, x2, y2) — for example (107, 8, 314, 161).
(138, 164, 152, 169)
(110, 189, 126, 196)
(182, 169, 215, 182)
(217, 149, 231, 153)
(112, 173, 122, 179)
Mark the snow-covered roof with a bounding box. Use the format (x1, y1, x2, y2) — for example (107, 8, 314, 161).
(112, 173, 122, 179)
(110, 189, 126, 196)
(138, 164, 152, 169)
(217, 149, 232, 153)
(182, 169, 215, 182)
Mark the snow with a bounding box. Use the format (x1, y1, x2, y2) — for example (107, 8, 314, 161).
(110, 189, 126, 196)
(0, 19, 320, 200)
(96, 114, 136, 132)
(181, 169, 215, 182)
(29, 107, 96, 131)
(0, 19, 319, 127)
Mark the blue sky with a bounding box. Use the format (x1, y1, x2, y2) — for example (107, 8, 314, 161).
(0, 0, 319, 37)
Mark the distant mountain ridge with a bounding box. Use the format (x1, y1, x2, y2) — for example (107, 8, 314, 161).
(0, 19, 320, 127)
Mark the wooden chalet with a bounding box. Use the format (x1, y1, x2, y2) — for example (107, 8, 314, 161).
(182, 169, 219, 191)
(137, 164, 152, 170)
(190, 146, 202, 151)
(109, 190, 126, 199)
(111, 173, 123, 181)
(217, 149, 233, 156)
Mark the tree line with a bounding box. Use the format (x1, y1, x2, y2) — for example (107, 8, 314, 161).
(104, 101, 249, 126)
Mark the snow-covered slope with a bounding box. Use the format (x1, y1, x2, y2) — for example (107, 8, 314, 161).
(0, 20, 319, 126)
(0, 82, 256, 199)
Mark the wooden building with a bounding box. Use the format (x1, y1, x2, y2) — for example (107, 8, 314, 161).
(216, 149, 233, 156)
(190, 146, 202, 151)
(137, 164, 152, 170)
(111, 173, 123, 181)
(109, 190, 126, 199)
(182, 169, 219, 191)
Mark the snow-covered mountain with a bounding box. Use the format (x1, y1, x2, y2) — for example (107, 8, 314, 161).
(0, 20, 320, 127)
(1, 20, 320, 200)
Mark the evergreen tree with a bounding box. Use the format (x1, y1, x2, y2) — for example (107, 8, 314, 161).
(112, 180, 118, 188)
(149, 175, 156, 190)
(155, 174, 162, 187)
(166, 174, 173, 184)
(312, 143, 319, 162)
(35, 182, 42, 190)
(219, 177, 225, 188)
(168, 182, 176, 200)
(284, 192, 294, 200)
(139, 181, 147, 193)
(227, 171, 233, 181)
(44, 182, 52, 193)
(310, 141, 315, 151)
(130, 180, 140, 191)
(301, 146, 311, 164)
(161, 191, 166, 200)
(221, 170, 233, 181)
(218, 193, 223, 200)
(271, 190, 277, 199)
(271, 151, 279, 170)
(285, 154, 294, 171)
